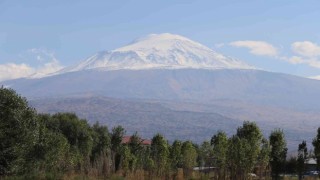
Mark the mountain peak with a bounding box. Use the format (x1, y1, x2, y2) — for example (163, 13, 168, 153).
(131, 33, 190, 43)
(116, 33, 210, 53)
(58, 33, 254, 74)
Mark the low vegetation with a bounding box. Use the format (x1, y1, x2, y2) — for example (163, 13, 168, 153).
(1, 87, 320, 179)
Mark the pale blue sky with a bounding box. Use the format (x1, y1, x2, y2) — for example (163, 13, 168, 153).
(1, 0, 320, 80)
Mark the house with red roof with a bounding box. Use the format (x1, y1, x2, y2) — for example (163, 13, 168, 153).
(121, 136, 151, 146)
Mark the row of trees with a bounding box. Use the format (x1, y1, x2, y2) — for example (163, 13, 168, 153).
(0, 87, 199, 178)
(1, 87, 320, 179)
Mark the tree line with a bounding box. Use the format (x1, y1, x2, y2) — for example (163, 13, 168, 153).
(1, 87, 320, 179)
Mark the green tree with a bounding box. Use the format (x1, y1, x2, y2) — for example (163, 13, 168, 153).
(269, 129, 287, 180)
(0, 87, 39, 175)
(237, 121, 263, 178)
(151, 134, 169, 177)
(237, 121, 262, 173)
(128, 132, 143, 156)
(90, 122, 110, 176)
(227, 122, 263, 179)
(120, 145, 134, 176)
(198, 141, 213, 168)
(31, 124, 70, 173)
(258, 138, 271, 178)
(111, 126, 125, 172)
(211, 131, 228, 179)
(297, 140, 308, 180)
(49, 113, 93, 171)
(128, 132, 143, 171)
(181, 141, 197, 177)
(312, 127, 320, 173)
(29, 114, 70, 174)
(142, 146, 154, 172)
(169, 140, 183, 170)
(227, 135, 249, 180)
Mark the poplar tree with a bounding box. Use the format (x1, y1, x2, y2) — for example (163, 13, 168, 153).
(199, 141, 213, 168)
(151, 134, 169, 176)
(258, 138, 271, 178)
(211, 131, 228, 179)
(269, 129, 287, 180)
(111, 126, 125, 172)
(236, 121, 263, 178)
(90, 122, 110, 175)
(297, 140, 308, 180)
(169, 140, 183, 170)
(312, 127, 320, 173)
(181, 141, 197, 177)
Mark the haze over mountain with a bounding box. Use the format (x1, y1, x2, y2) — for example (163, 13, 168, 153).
(2, 33, 320, 150)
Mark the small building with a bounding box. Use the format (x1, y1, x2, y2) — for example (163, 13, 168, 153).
(306, 158, 317, 172)
(193, 166, 216, 173)
(121, 135, 151, 146)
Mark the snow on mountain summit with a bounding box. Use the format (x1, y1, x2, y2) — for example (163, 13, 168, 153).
(59, 33, 254, 73)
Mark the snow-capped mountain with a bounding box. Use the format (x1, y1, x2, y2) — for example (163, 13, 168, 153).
(59, 33, 253, 74)
(4, 34, 320, 150)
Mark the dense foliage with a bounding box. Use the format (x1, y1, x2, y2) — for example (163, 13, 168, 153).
(0, 87, 319, 179)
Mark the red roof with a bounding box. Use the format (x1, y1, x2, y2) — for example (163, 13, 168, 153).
(141, 139, 152, 145)
(122, 136, 151, 145)
(121, 136, 131, 144)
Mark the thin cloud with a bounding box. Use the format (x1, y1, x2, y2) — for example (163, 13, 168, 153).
(279, 56, 305, 65)
(31, 59, 63, 78)
(0, 48, 64, 82)
(279, 56, 320, 69)
(228, 40, 320, 69)
(214, 43, 225, 48)
(0, 63, 34, 81)
(284, 41, 320, 68)
(230, 41, 278, 57)
(278, 41, 320, 68)
(308, 75, 320, 80)
(308, 59, 320, 68)
(292, 41, 320, 57)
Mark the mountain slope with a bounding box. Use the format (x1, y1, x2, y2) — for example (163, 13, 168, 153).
(30, 96, 242, 142)
(30, 96, 320, 150)
(58, 33, 253, 74)
(4, 69, 320, 111)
